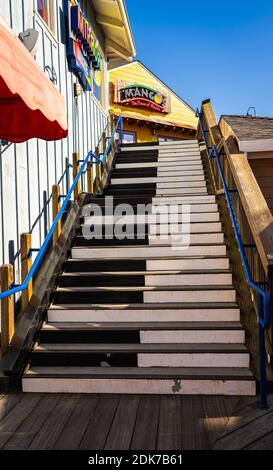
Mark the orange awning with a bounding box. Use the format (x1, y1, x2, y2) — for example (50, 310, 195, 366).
(0, 16, 68, 143)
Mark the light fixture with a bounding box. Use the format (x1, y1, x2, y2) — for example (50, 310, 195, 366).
(18, 29, 40, 56)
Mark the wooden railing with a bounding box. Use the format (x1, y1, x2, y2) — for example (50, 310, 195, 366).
(0, 115, 122, 362)
(197, 99, 273, 406)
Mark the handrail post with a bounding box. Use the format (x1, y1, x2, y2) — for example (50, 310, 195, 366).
(102, 131, 107, 174)
(95, 146, 101, 193)
(52, 184, 61, 245)
(1, 264, 14, 357)
(258, 294, 268, 408)
(87, 160, 94, 194)
(21, 232, 33, 311)
(73, 152, 81, 199)
(119, 116, 123, 143)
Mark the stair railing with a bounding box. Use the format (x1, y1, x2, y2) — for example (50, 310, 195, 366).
(0, 115, 123, 353)
(197, 106, 271, 408)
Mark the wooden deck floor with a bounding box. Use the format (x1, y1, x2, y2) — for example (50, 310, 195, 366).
(0, 393, 272, 450)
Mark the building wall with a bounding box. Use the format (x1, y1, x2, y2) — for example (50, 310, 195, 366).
(122, 124, 193, 143)
(0, 0, 108, 284)
(249, 157, 273, 214)
(109, 62, 197, 142)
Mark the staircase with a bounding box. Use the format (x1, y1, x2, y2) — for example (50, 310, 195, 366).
(22, 140, 255, 395)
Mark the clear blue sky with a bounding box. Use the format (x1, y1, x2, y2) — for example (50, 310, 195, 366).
(125, 0, 273, 118)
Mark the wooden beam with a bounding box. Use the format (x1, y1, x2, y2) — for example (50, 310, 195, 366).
(87, 161, 94, 194)
(223, 137, 273, 275)
(105, 38, 132, 61)
(96, 14, 124, 30)
(21, 232, 33, 312)
(1, 265, 14, 357)
(200, 99, 222, 146)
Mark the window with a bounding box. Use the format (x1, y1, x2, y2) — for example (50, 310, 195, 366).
(158, 136, 182, 142)
(37, 0, 56, 34)
(122, 131, 136, 144)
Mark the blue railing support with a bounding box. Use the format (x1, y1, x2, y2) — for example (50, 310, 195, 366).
(197, 108, 270, 408)
(0, 115, 123, 301)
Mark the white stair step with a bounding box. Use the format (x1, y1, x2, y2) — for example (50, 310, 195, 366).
(157, 155, 201, 161)
(159, 140, 198, 146)
(152, 195, 216, 204)
(138, 352, 249, 368)
(156, 188, 207, 195)
(140, 329, 245, 344)
(156, 181, 206, 189)
(158, 165, 203, 172)
(148, 233, 224, 245)
(22, 366, 255, 395)
(83, 214, 220, 224)
(149, 222, 221, 232)
(115, 160, 202, 169)
(144, 272, 232, 286)
(158, 151, 200, 157)
(72, 244, 227, 259)
(151, 204, 218, 213)
(47, 303, 240, 323)
(157, 170, 204, 177)
(147, 257, 229, 271)
(144, 288, 236, 303)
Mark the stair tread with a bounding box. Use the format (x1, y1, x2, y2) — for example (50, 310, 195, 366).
(60, 269, 231, 277)
(55, 285, 235, 292)
(49, 301, 239, 310)
(23, 366, 254, 380)
(42, 321, 243, 331)
(33, 343, 248, 353)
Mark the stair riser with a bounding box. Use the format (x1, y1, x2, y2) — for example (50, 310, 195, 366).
(148, 233, 224, 245)
(71, 245, 227, 259)
(64, 260, 146, 272)
(144, 290, 236, 303)
(115, 160, 202, 168)
(53, 291, 144, 304)
(138, 353, 249, 368)
(59, 275, 146, 288)
(21, 378, 255, 395)
(145, 273, 232, 286)
(82, 205, 219, 217)
(39, 331, 140, 343)
(156, 188, 207, 195)
(158, 166, 203, 172)
(152, 195, 216, 203)
(140, 330, 245, 344)
(146, 258, 229, 270)
(157, 182, 206, 189)
(47, 308, 240, 323)
(148, 222, 221, 233)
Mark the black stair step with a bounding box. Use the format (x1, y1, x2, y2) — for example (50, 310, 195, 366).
(58, 273, 145, 287)
(29, 351, 137, 367)
(106, 187, 156, 196)
(120, 142, 158, 148)
(111, 168, 157, 178)
(53, 289, 143, 304)
(39, 328, 140, 344)
(73, 237, 149, 247)
(84, 195, 153, 205)
(116, 155, 158, 163)
(63, 259, 146, 272)
(107, 183, 156, 190)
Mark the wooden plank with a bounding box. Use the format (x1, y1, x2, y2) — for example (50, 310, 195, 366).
(157, 396, 182, 450)
(201, 100, 222, 147)
(104, 396, 139, 450)
(0, 393, 42, 449)
(180, 396, 209, 450)
(4, 394, 61, 450)
(246, 430, 273, 449)
(52, 185, 61, 245)
(202, 396, 231, 448)
(80, 395, 120, 450)
(131, 395, 160, 450)
(1, 265, 15, 356)
(214, 409, 273, 450)
(53, 394, 99, 450)
(21, 233, 33, 311)
(29, 394, 79, 450)
(0, 394, 23, 421)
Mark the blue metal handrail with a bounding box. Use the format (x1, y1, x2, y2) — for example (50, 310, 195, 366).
(197, 108, 270, 408)
(0, 116, 123, 298)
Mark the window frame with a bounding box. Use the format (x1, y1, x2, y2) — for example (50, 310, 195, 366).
(122, 130, 137, 144)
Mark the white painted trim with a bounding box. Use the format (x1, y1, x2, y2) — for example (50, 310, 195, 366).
(239, 139, 273, 152)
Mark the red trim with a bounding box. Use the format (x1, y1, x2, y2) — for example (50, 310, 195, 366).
(38, 0, 49, 24)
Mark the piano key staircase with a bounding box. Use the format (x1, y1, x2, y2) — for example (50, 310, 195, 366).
(22, 140, 255, 395)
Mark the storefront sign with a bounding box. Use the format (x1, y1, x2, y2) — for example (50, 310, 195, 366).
(116, 81, 171, 113)
(64, 0, 101, 92)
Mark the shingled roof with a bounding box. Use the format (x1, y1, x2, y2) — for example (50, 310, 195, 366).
(222, 115, 273, 140)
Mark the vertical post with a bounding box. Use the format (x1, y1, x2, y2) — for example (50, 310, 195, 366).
(119, 117, 123, 143)
(258, 294, 268, 408)
(73, 152, 80, 199)
(52, 184, 61, 245)
(1, 265, 14, 357)
(95, 146, 101, 193)
(87, 161, 94, 194)
(21, 232, 33, 312)
(102, 131, 107, 174)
